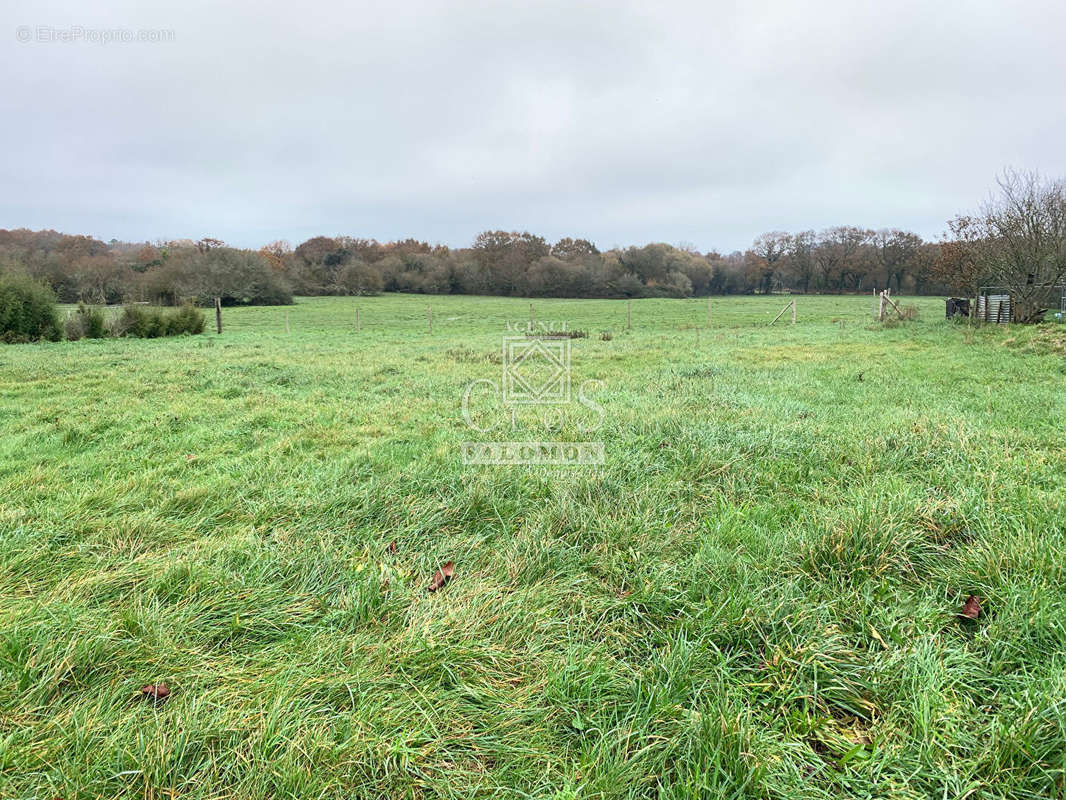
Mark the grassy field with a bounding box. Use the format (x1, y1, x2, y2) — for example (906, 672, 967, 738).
(1, 294, 1065, 799)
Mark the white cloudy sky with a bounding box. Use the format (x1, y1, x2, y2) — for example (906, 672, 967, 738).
(3, 0, 1065, 252)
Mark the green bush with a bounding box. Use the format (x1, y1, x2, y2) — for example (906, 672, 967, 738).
(63, 316, 84, 341)
(169, 303, 206, 335)
(115, 306, 158, 338)
(76, 304, 107, 338)
(114, 304, 205, 338)
(113, 306, 141, 337)
(0, 273, 61, 342)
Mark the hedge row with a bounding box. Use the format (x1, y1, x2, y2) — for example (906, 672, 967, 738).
(1, 274, 205, 343)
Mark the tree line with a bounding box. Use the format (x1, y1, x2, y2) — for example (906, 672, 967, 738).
(0, 226, 953, 305)
(1, 171, 1062, 309)
(0, 233, 293, 307)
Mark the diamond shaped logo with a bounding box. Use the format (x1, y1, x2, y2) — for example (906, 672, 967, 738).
(502, 336, 570, 405)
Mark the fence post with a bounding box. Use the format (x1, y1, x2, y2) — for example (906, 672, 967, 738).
(215, 297, 222, 334)
(356, 306, 361, 332)
(285, 309, 290, 334)
(627, 299, 632, 331)
(428, 304, 433, 334)
(769, 299, 794, 326)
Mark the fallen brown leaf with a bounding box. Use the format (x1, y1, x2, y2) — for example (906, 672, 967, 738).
(428, 561, 455, 592)
(140, 684, 171, 703)
(387, 540, 398, 554)
(959, 595, 981, 620)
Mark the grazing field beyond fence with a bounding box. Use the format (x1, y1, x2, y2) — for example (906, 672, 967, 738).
(1, 294, 1064, 798)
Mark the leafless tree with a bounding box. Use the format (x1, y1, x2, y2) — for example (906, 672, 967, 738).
(873, 229, 922, 292)
(947, 170, 1066, 322)
(751, 231, 790, 293)
(815, 226, 871, 291)
(786, 231, 816, 293)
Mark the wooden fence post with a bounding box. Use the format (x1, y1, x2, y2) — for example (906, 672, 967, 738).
(215, 297, 222, 334)
(769, 299, 795, 326)
(879, 290, 905, 320)
(428, 304, 433, 334)
(285, 309, 290, 334)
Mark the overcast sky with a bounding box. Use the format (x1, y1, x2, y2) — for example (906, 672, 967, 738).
(3, 0, 1065, 253)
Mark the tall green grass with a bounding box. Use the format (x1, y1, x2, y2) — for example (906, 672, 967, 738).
(0, 294, 1064, 798)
